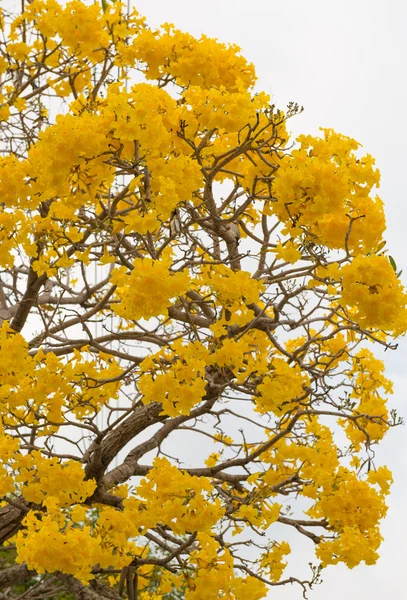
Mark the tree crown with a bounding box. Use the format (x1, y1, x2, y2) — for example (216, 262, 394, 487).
(0, 1, 405, 599)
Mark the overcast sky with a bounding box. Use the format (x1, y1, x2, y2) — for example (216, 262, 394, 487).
(130, 1, 407, 597)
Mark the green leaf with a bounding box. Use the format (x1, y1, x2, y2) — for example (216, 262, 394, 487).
(376, 239, 386, 253)
(389, 255, 397, 272)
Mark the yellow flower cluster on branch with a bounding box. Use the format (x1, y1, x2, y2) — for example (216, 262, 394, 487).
(256, 358, 310, 415)
(111, 250, 191, 323)
(125, 457, 225, 535)
(340, 254, 407, 334)
(272, 129, 385, 253)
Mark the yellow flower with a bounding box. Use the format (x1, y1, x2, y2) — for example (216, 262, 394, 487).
(273, 241, 302, 264)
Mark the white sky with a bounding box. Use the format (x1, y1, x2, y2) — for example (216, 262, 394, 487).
(130, 1, 407, 597)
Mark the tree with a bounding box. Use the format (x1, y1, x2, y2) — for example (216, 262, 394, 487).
(0, 1, 404, 598)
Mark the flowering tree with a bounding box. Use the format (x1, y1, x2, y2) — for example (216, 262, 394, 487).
(0, 1, 405, 599)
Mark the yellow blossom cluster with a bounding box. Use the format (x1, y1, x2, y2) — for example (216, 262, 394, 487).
(183, 85, 269, 133)
(316, 524, 383, 569)
(310, 464, 389, 569)
(271, 129, 385, 253)
(185, 533, 268, 600)
(0, 433, 21, 496)
(198, 264, 265, 319)
(234, 500, 282, 531)
(111, 251, 190, 323)
(284, 330, 349, 372)
(16, 453, 96, 507)
(138, 331, 274, 416)
(210, 329, 271, 384)
(273, 240, 303, 264)
(308, 466, 388, 532)
(123, 458, 225, 535)
(256, 358, 310, 415)
(17, 500, 150, 580)
(257, 420, 392, 570)
(138, 341, 208, 416)
(0, 322, 122, 428)
(16, 457, 227, 583)
(197, 110, 287, 189)
(16, 0, 110, 62)
(340, 254, 407, 334)
(103, 82, 203, 207)
(341, 349, 393, 448)
(28, 111, 114, 210)
(259, 542, 291, 582)
(16, 511, 102, 583)
(131, 24, 256, 90)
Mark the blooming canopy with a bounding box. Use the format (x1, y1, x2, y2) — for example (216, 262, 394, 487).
(0, 1, 404, 599)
